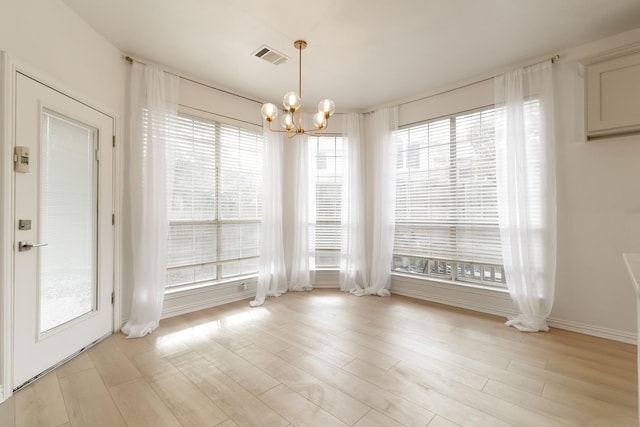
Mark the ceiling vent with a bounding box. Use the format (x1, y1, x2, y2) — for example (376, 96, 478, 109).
(253, 45, 289, 65)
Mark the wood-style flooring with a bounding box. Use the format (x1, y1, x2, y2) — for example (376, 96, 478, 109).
(0, 289, 637, 426)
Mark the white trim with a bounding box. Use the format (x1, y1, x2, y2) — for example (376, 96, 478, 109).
(161, 273, 342, 318)
(0, 51, 16, 403)
(312, 269, 340, 288)
(546, 317, 636, 345)
(581, 41, 640, 65)
(391, 273, 637, 344)
(313, 283, 341, 289)
(112, 113, 122, 332)
(161, 277, 258, 318)
(391, 274, 517, 318)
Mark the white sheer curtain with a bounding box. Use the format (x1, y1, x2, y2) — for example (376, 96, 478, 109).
(290, 133, 314, 291)
(250, 128, 288, 307)
(340, 113, 368, 293)
(122, 62, 179, 338)
(355, 106, 398, 296)
(494, 61, 557, 332)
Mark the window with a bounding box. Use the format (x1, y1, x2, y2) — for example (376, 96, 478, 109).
(166, 113, 262, 289)
(393, 107, 506, 288)
(308, 136, 344, 268)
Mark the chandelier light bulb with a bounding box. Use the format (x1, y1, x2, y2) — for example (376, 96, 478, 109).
(281, 112, 294, 131)
(313, 111, 327, 129)
(318, 99, 336, 118)
(283, 92, 301, 113)
(261, 103, 278, 122)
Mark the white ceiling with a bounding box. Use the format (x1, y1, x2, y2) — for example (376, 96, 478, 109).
(62, 0, 640, 112)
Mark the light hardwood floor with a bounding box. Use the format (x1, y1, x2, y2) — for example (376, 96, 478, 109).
(0, 289, 637, 427)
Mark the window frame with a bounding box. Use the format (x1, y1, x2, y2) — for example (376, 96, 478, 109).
(307, 134, 345, 270)
(392, 105, 507, 289)
(165, 107, 263, 290)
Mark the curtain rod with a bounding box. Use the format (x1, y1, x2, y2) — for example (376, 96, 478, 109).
(370, 54, 560, 113)
(123, 55, 263, 105)
(125, 52, 560, 114)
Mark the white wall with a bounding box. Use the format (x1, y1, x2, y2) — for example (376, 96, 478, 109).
(0, 0, 126, 399)
(0, 0, 126, 115)
(553, 29, 640, 341)
(392, 27, 640, 343)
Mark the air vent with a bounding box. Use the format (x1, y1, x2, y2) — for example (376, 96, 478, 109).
(253, 45, 289, 65)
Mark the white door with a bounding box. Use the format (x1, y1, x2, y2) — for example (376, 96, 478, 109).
(13, 72, 114, 390)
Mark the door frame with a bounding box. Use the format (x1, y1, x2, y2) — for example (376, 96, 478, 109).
(0, 52, 122, 402)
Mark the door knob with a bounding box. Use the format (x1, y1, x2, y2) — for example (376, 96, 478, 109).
(18, 241, 48, 252)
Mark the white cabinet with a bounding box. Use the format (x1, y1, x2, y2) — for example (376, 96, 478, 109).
(586, 45, 640, 140)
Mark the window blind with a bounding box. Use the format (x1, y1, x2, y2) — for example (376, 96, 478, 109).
(308, 136, 344, 268)
(393, 107, 505, 287)
(166, 113, 262, 288)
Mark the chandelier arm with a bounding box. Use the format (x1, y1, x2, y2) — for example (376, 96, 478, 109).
(274, 113, 330, 136)
(267, 124, 328, 138)
(306, 127, 326, 137)
(267, 120, 293, 134)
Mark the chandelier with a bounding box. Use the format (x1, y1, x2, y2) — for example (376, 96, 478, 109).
(261, 40, 335, 138)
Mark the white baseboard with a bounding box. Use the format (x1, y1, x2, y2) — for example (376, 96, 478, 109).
(547, 317, 636, 344)
(313, 270, 340, 288)
(159, 274, 338, 320)
(391, 274, 637, 344)
(161, 277, 257, 319)
(391, 274, 517, 318)
(312, 283, 340, 289)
